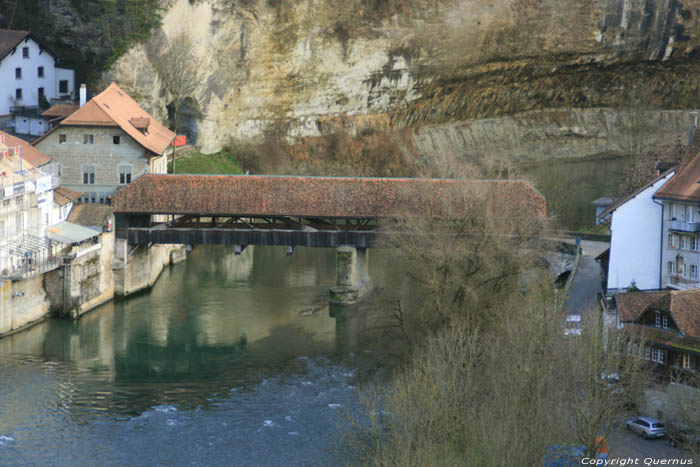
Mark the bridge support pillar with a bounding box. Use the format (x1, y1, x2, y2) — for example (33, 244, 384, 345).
(329, 246, 372, 305)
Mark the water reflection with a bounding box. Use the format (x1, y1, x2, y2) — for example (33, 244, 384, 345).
(0, 246, 397, 419)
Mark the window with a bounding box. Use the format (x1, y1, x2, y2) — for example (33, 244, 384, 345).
(113, 135, 120, 145)
(644, 345, 651, 360)
(668, 262, 676, 275)
(651, 347, 664, 364)
(681, 236, 688, 250)
(90, 192, 96, 204)
(669, 233, 679, 249)
(671, 203, 678, 220)
(662, 315, 668, 329)
(688, 205, 695, 223)
(38, 87, 44, 102)
(83, 134, 94, 144)
(59, 134, 66, 144)
(15, 88, 22, 100)
(37, 66, 44, 78)
(59, 80, 68, 94)
(692, 237, 699, 251)
(15, 67, 21, 79)
(691, 265, 698, 280)
(655, 311, 661, 327)
(119, 165, 132, 185)
(82, 165, 95, 184)
(22, 47, 29, 58)
(683, 354, 693, 370)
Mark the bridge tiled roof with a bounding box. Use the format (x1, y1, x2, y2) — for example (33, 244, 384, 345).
(112, 174, 546, 219)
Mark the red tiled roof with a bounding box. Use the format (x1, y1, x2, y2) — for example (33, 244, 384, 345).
(622, 326, 700, 354)
(0, 29, 29, 61)
(68, 203, 114, 227)
(599, 168, 675, 219)
(654, 150, 700, 202)
(617, 289, 700, 338)
(616, 291, 669, 322)
(41, 103, 78, 118)
(60, 83, 175, 155)
(0, 130, 50, 166)
(0, 29, 58, 62)
(111, 175, 547, 219)
(53, 186, 82, 207)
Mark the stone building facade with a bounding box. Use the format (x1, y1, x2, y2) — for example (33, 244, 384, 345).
(34, 82, 173, 203)
(34, 125, 166, 203)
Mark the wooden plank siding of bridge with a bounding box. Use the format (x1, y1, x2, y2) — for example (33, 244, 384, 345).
(111, 174, 546, 248)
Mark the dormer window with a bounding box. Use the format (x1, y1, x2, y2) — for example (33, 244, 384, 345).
(130, 117, 150, 134)
(655, 311, 661, 327)
(662, 315, 668, 329)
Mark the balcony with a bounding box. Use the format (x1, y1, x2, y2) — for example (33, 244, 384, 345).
(668, 220, 700, 232)
(667, 274, 700, 290)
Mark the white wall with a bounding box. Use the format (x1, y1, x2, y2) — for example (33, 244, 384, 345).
(0, 37, 56, 115)
(607, 171, 675, 292)
(55, 67, 75, 98)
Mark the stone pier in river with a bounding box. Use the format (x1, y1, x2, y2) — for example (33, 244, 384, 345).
(329, 246, 372, 305)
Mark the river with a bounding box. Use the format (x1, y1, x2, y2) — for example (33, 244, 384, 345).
(0, 156, 627, 466)
(0, 245, 401, 466)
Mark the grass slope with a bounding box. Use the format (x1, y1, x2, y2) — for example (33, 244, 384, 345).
(171, 149, 243, 175)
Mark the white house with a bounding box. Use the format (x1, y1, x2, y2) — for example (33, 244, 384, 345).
(603, 169, 676, 293)
(0, 29, 75, 132)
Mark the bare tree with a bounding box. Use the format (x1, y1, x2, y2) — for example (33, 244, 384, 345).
(151, 31, 201, 172)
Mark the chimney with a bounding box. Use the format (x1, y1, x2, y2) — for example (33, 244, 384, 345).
(80, 84, 87, 107)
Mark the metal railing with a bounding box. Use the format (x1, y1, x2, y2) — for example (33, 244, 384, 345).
(668, 274, 700, 289)
(668, 220, 700, 232)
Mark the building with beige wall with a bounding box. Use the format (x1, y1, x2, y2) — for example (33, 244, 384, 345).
(34, 82, 174, 203)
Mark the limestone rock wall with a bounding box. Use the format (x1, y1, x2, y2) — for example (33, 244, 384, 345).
(109, 0, 700, 157)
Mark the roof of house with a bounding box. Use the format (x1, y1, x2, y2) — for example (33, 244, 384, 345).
(0, 29, 57, 62)
(0, 130, 50, 166)
(592, 197, 616, 207)
(0, 29, 29, 61)
(59, 82, 175, 155)
(68, 203, 114, 228)
(623, 326, 700, 355)
(53, 186, 82, 207)
(616, 291, 669, 322)
(617, 289, 700, 338)
(598, 168, 676, 219)
(654, 150, 700, 202)
(111, 174, 547, 219)
(646, 289, 700, 339)
(46, 221, 100, 244)
(41, 103, 78, 118)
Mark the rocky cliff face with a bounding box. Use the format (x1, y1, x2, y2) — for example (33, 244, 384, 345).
(109, 0, 700, 162)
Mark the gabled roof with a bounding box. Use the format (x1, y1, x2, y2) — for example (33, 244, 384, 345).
(0, 29, 58, 62)
(616, 291, 669, 322)
(68, 203, 114, 228)
(59, 83, 175, 155)
(41, 103, 78, 118)
(654, 150, 700, 203)
(111, 175, 547, 219)
(0, 130, 50, 166)
(598, 168, 676, 219)
(53, 186, 82, 207)
(618, 289, 700, 338)
(0, 29, 29, 61)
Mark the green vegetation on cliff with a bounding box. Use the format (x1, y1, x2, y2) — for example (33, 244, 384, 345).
(0, 0, 162, 82)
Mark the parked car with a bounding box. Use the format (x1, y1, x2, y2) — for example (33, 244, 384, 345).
(564, 315, 582, 337)
(625, 417, 666, 439)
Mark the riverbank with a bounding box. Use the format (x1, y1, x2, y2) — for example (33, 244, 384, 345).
(0, 228, 185, 338)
